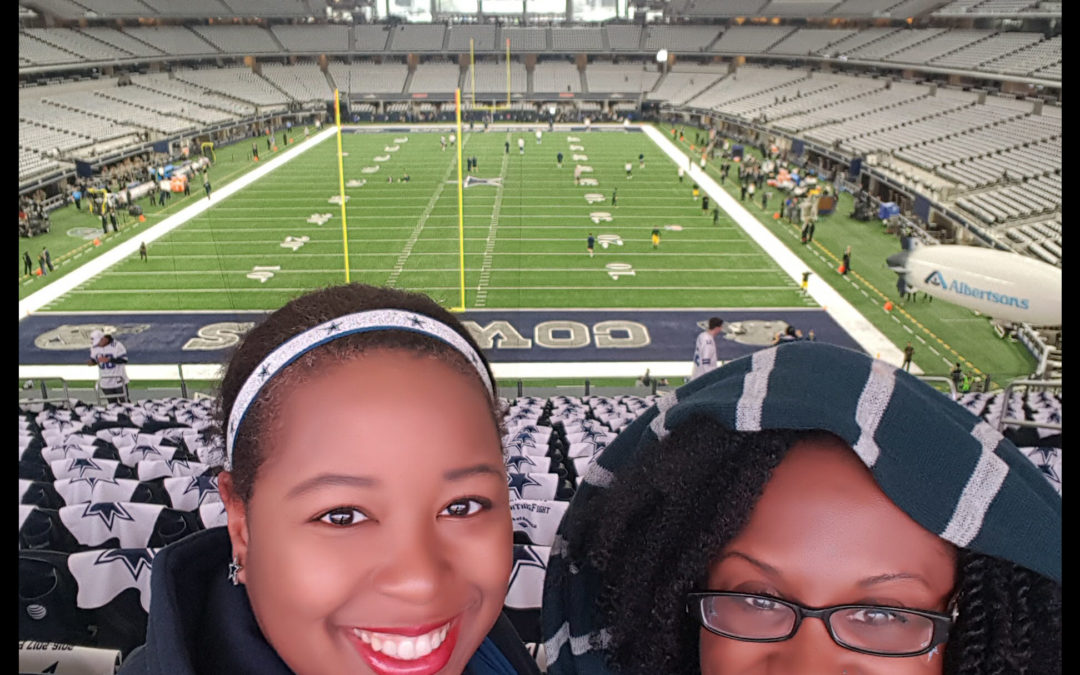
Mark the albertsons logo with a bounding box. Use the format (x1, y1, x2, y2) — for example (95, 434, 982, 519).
(923, 270, 1029, 310)
(924, 270, 948, 288)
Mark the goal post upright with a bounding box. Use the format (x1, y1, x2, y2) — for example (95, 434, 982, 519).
(453, 88, 467, 312)
(333, 88, 350, 283)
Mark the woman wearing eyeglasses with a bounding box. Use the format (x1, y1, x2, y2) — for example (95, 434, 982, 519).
(542, 342, 1061, 674)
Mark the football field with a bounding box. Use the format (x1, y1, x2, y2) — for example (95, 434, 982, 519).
(36, 129, 808, 312)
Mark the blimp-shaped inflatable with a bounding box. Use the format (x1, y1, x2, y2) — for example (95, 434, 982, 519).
(887, 244, 1061, 326)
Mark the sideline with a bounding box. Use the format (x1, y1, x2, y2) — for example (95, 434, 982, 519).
(641, 125, 916, 372)
(18, 126, 340, 320)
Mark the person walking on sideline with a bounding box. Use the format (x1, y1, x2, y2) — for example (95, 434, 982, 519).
(23, 251, 33, 276)
(842, 245, 852, 275)
(139, 242, 148, 262)
(902, 341, 914, 372)
(43, 247, 53, 272)
(204, 176, 212, 200)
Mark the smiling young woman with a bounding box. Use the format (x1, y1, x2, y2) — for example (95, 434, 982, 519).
(543, 342, 1061, 675)
(119, 284, 540, 675)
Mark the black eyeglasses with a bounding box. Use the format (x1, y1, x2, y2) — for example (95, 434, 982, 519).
(686, 592, 957, 658)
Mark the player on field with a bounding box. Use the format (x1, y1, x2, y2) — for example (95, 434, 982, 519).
(651, 228, 661, 249)
(557, 152, 563, 168)
(518, 138, 525, 154)
(536, 130, 542, 144)
(587, 233, 595, 258)
(574, 164, 584, 185)
(639, 153, 645, 168)
(611, 189, 617, 207)
(625, 161, 632, 179)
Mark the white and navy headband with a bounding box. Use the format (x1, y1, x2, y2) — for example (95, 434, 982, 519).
(225, 309, 493, 470)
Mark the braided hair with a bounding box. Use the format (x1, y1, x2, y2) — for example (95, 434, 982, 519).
(562, 416, 1061, 674)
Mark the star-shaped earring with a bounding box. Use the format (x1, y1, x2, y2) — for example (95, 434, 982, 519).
(228, 558, 243, 586)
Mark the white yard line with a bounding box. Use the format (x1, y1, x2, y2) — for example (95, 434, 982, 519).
(385, 136, 469, 288)
(19, 127, 339, 320)
(66, 285, 806, 295)
(94, 267, 787, 275)
(640, 125, 916, 372)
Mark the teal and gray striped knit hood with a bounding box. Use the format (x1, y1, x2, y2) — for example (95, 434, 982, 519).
(541, 342, 1061, 674)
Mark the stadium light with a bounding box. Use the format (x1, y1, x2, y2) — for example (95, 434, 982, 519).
(656, 49, 668, 63)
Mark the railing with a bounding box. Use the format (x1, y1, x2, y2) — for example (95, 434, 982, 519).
(995, 378, 1062, 433)
(19, 377, 72, 407)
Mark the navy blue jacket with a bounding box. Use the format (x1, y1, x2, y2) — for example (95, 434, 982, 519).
(119, 527, 539, 675)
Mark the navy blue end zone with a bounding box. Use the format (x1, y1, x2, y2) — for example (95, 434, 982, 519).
(19, 310, 862, 366)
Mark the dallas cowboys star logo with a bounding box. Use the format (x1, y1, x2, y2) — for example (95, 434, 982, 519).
(508, 545, 546, 588)
(95, 548, 155, 581)
(407, 314, 426, 327)
(504, 437, 538, 454)
(82, 502, 135, 530)
(164, 457, 192, 473)
(1029, 447, 1057, 463)
(183, 475, 220, 506)
(581, 428, 608, 442)
(68, 457, 103, 478)
(505, 455, 539, 472)
(68, 476, 117, 491)
(324, 321, 342, 334)
(258, 365, 271, 380)
(507, 472, 542, 499)
(129, 445, 162, 461)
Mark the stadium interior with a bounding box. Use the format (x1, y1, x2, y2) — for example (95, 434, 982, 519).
(19, 0, 1060, 672)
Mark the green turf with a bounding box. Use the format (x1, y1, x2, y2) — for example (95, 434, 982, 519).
(18, 136, 311, 299)
(37, 129, 807, 312)
(26, 124, 1035, 384)
(671, 130, 1037, 382)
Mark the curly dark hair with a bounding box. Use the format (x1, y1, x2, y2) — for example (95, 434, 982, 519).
(213, 283, 499, 504)
(562, 416, 1062, 674)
